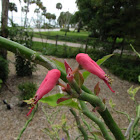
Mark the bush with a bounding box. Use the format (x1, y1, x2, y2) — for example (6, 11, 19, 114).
(18, 82, 37, 100)
(60, 28, 70, 32)
(0, 79, 2, 89)
(15, 55, 36, 77)
(8, 24, 36, 77)
(103, 55, 140, 83)
(0, 56, 9, 82)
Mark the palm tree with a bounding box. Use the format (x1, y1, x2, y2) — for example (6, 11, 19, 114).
(56, 3, 62, 10)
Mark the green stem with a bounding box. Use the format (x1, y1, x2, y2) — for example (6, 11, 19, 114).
(79, 92, 106, 112)
(134, 132, 140, 140)
(70, 108, 88, 140)
(79, 92, 125, 140)
(99, 108, 125, 140)
(62, 122, 70, 140)
(17, 104, 38, 140)
(129, 105, 140, 140)
(80, 101, 113, 140)
(113, 108, 131, 122)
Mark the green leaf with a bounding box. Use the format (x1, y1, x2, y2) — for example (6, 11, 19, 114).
(138, 75, 140, 83)
(96, 54, 114, 66)
(39, 93, 65, 106)
(127, 85, 140, 100)
(74, 70, 84, 87)
(40, 93, 81, 110)
(52, 59, 65, 71)
(58, 99, 81, 110)
(130, 44, 140, 58)
(91, 131, 104, 138)
(82, 71, 90, 80)
(109, 99, 116, 108)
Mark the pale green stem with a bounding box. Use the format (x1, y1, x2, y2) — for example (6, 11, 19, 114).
(70, 108, 88, 140)
(17, 104, 38, 140)
(129, 105, 140, 140)
(113, 108, 131, 122)
(80, 101, 114, 140)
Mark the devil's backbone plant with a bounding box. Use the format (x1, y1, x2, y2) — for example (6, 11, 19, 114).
(0, 36, 139, 140)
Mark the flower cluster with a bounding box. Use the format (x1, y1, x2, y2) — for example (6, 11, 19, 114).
(27, 53, 115, 116)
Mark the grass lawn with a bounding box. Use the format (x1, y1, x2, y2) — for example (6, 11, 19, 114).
(33, 31, 89, 43)
(34, 31, 89, 37)
(33, 31, 138, 52)
(32, 41, 84, 58)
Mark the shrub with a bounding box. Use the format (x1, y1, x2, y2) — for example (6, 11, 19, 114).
(0, 79, 2, 89)
(60, 28, 70, 32)
(15, 55, 36, 77)
(103, 55, 140, 83)
(0, 56, 9, 82)
(8, 24, 36, 77)
(18, 82, 37, 100)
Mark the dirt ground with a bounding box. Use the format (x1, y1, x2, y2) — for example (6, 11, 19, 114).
(0, 52, 139, 140)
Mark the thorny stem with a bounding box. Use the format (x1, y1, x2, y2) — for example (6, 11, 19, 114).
(70, 108, 88, 140)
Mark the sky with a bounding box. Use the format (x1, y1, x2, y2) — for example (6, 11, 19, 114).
(0, 0, 78, 27)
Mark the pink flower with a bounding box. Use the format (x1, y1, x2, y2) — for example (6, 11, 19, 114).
(27, 69, 61, 116)
(76, 53, 115, 93)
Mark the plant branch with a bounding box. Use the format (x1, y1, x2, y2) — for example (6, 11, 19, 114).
(129, 105, 140, 140)
(80, 101, 113, 140)
(70, 108, 88, 140)
(17, 104, 38, 140)
(79, 92, 106, 112)
(113, 108, 131, 122)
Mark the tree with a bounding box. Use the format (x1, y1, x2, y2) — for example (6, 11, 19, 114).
(70, 11, 83, 32)
(57, 11, 72, 28)
(9, 2, 18, 21)
(56, 3, 62, 10)
(0, 0, 9, 59)
(76, 0, 140, 52)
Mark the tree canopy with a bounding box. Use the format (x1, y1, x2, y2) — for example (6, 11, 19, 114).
(76, 0, 140, 45)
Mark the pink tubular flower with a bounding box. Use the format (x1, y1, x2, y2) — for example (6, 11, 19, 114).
(76, 53, 115, 93)
(26, 69, 61, 116)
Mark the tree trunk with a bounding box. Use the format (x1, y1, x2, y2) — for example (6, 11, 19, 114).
(120, 38, 125, 58)
(110, 36, 117, 54)
(0, 0, 9, 59)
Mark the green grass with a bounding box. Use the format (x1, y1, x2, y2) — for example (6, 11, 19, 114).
(33, 31, 89, 43)
(32, 41, 84, 58)
(34, 31, 89, 37)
